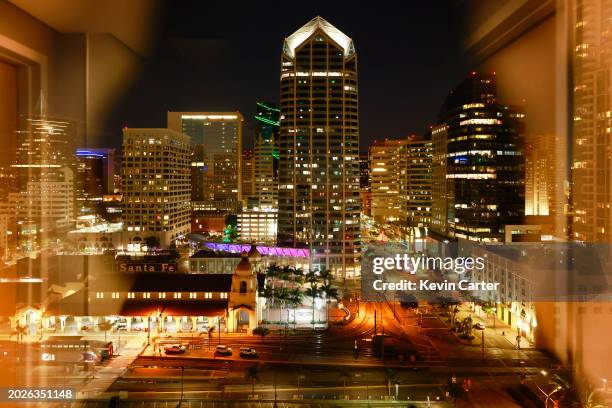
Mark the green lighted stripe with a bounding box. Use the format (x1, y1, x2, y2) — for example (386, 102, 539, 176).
(256, 102, 280, 112)
(254, 115, 280, 127)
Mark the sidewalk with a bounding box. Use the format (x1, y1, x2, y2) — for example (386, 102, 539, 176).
(448, 305, 534, 350)
(78, 333, 147, 396)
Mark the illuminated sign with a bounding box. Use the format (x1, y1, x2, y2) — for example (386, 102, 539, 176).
(118, 262, 176, 273)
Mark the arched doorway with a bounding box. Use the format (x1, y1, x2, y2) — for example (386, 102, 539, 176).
(234, 309, 250, 333)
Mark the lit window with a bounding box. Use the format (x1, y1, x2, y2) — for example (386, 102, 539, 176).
(96, 292, 104, 299)
(158, 292, 166, 299)
(112, 292, 120, 299)
(205, 292, 212, 299)
(174, 292, 181, 299)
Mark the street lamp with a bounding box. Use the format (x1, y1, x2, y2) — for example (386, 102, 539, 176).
(473, 324, 485, 360)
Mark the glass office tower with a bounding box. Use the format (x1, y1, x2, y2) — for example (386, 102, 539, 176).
(278, 16, 361, 278)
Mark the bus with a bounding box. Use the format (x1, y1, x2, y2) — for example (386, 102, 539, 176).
(40, 336, 113, 364)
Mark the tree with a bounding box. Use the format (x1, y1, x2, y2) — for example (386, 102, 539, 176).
(252, 326, 270, 343)
(304, 270, 323, 329)
(222, 224, 238, 243)
(319, 269, 339, 325)
(287, 289, 304, 326)
(460, 316, 473, 338)
(580, 389, 606, 408)
(98, 320, 113, 342)
(245, 365, 260, 396)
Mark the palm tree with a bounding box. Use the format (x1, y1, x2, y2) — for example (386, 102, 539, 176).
(287, 289, 304, 326)
(319, 269, 339, 325)
(304, 270, 323, 329)
(580, 389, 606, 408)
(260, 264, 281, 321)
(245, 365, 260, 395)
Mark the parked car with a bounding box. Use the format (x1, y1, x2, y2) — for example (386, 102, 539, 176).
(164, 344, 187, 355)
(215, 345, 232, 356)
(473, 322, 485, 330)
(239, 347, 258, 358)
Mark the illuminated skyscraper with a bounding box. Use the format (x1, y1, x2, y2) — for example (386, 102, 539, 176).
(525, 134, 557, 216)
(431, 73, 525, 242)
(75, 147, 115, 216)
(122, 128, 191, 247)
(278, 16, 361, 278)
(571, 0, 612, 242)
(406, 134, 432, 228)
(10, 116, 77, 235)
(168, 112, 243, 210)
(254, 102, 280, 209)
(241, 149, 255, 204)
(369, 139, 407, 224)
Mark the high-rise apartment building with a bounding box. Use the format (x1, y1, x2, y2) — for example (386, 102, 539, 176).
(167, 112, 243, 210)
(241, 150, 255, 204)
(122, 128, 191, 247)
(278, 16, 361, 278)
(571, 0, 612, 242)
(406, 135, 433, 228)
(359, 152, 371, 216)
(525, 134, 557, 216)
(369, 139, 407, 224)
(431, 73, 525, 242)
(254, 102, 280, 209)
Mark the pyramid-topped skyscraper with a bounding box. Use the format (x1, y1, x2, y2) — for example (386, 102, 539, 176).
(277, 16, 361, 279)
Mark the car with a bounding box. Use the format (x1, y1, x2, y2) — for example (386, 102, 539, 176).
(215, 345, 232, 356)
(164, 344, 187, 355)
(473, 322, 485, 330)
(239, 347, 258, 358)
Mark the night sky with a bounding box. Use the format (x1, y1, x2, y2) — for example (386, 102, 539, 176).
(106, 1, 470, 151)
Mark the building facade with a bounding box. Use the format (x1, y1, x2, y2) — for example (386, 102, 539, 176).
(571, 0, 612, 242)
(254, 102, 280, 209)
(75, 148, 116, 217)
(406, 135, 433, 228)
(168, 112, 243, 210)
(237, 208, 278, 244)
(241, 150, 255, 205)
(369, 139, 407, 224)
(278, 16, 361, 278)
(431, 73, 525, 242)
(122, 128, 191, 247)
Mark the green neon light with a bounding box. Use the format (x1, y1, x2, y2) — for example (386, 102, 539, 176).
(272, 151, 280, 159)
(254, 115, 280, 127)
(256, 102, 280, 112)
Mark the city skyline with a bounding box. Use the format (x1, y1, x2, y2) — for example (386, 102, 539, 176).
(102, 2, 468, 151)
(0, 2, 611, 407)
